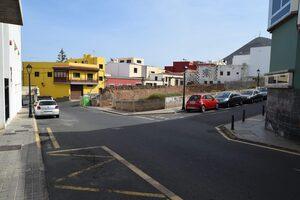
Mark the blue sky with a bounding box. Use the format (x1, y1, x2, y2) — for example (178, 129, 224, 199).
(22, 0, 271, 66)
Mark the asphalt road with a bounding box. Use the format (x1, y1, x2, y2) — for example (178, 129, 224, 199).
(36, 101, 300, 200)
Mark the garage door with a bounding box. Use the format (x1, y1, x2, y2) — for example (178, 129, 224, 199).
(70, 85, 83, 100)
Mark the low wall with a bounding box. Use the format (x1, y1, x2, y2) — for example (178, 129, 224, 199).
(115, 99, 165, 112)
(165, 96, 191, 109)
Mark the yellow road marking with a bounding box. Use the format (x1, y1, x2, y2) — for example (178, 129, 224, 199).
(55, 158, 115, 183)
(215, 125, 300, 156)
(54, 185, 166, 198)
(101, 146, 183, 200)
(47, 127, 60, 149)
(47, 145, 103, 154)
(33, 117, 41, 148)
(48, 153, 112, 158)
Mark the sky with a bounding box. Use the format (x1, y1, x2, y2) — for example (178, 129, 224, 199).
(22, 0, 271, 67)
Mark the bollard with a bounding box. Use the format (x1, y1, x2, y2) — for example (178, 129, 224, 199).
(242, 110, 246, 122)
(262, 105, 265, 116)
(231, 115, 235, 130)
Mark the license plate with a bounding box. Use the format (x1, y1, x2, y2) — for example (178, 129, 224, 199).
(190, 101, 195, 104)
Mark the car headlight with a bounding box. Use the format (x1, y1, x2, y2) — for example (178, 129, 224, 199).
(224, 98, 229, 102)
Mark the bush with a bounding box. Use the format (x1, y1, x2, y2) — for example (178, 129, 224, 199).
(146, 93, 181, 100)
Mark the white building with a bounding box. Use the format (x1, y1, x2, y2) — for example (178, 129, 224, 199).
(0, 0, 23, 129)
(144, 72, 183, 86)
(232, 46, 271, 77)
(217, 65, 247, 83)
(106, 57, 165, 79)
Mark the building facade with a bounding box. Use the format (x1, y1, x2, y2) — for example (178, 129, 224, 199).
(265, 0, 300, 136)
(23, 54, 105, 100)
(144, 72, 183, 86)
(0, 0, 23, 129)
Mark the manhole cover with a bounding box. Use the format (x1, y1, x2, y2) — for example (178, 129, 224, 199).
(0, 145, 22, 151)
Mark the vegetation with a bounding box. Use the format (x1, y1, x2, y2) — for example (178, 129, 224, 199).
(57, 48, 68, 62)
(146, 93, 181, 100)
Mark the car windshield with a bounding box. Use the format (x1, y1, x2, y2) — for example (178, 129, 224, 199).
(39, 101, 56, 106)
(259, 88, 267, 92)
(38, 96, 52, 100)
(189, 95, 201, 101)
(241, 91, 253, 95)
(216, 92, 230, 98)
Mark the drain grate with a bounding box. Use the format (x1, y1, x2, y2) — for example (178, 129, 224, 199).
(0, 145, 22, 151)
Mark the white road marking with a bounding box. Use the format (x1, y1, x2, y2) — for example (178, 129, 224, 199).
(102, 146, 183, 200)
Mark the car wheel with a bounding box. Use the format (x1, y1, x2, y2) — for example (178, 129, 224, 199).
(251, 99, 254, 104)
(215, 103, 219, 110)
(201, 105, 206, 113)
(239, 100, 243, 105)
(227, 102, 230, 108)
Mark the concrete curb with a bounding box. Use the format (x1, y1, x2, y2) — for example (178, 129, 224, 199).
(218, 125, 300, 155)
(96, 107, 178, 116)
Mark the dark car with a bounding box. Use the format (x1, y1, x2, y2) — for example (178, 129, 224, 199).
(257, 87, 268, 100)
(240, 89, 264, 103)
(215, 92, 243, 108)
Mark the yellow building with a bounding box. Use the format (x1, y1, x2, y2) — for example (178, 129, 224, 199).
(23, 54, 105, 100)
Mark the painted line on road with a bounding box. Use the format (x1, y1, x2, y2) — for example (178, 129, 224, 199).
(48, 153, 112, 158)
(134, 116, 158, 121)
(55, 158, 115, 183)
(102, 146, 183, 200)
(215, 126, 300, 156)
(54, 185, 166, 198)
(47, 127, 60, 149)
(33, 117, 41, 149)
(47, 145, 103, 154)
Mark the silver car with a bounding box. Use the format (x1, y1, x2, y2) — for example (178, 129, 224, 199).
(34, 100, 59, 118)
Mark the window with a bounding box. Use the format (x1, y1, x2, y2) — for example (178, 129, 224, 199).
(99, 76, 103, 81)
(134, 68, 138, 73)
(155, 76, 158, 81)
(47, 72, 52, 77)
(227, 71, 231, 76)
(236, 72, 239, 75)
(87, 74, 93, 80)
(270, 0, 291, 27)
(220, 71, 223, 76)
(218, 81, 221, 84)
(34, 72, 39, 77)
(120, 60, 124, 63)
(209, 81, 213, 84)
(73, 72, 80, 78)
(204, 81, 208, 84)
(137, 60, 142, 64)
(99, 64, 103, 69)
(87, 85, 93, 87)
(54, 71, 67, 78)
(175, 80, 179, 85)
(151, 71, 155, 73)
(127, 60, 132, 63)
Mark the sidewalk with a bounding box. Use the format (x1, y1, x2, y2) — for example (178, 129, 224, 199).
(90, 106, 182, 116)
(0, 108, 48, 200)
(222, 115, 300, 153)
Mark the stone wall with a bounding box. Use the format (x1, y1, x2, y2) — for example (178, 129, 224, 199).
(115, 99, 165, 112)
(99, 84, 226, 107)
(265, 88, 300, 136)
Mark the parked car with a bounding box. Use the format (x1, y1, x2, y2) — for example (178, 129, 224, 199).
(240, 89, 264, 103)
(257, 87, 268, 100)
(34, 100, 59, 118)
(215, 92, 243, 108)
(186, 94, 219, 112)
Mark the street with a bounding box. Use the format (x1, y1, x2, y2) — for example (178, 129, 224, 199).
(36, 102, 300, 200)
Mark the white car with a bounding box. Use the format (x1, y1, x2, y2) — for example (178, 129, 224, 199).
(34, 100, 60, 118)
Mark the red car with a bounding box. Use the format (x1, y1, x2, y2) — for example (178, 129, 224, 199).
(186, 94, 219, 112)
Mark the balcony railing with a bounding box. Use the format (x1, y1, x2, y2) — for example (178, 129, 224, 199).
(54, 77, 98, 85)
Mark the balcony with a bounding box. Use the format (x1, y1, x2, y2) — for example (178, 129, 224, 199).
(54, 77, 98, 85)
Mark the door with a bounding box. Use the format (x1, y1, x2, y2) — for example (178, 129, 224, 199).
(4, 78, 9, 121)
(70, 85, 83, 100)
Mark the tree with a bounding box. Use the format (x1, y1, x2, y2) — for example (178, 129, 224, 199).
(57, 48, 67, 62)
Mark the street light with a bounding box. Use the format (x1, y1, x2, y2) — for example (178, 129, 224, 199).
(182, 66, 188, 110)
(257, 68, 260, 87)
(26, 64, 33, 118)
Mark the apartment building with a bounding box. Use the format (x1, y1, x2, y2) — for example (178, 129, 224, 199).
(0, 0, 23, 129)
(23, 54, 105, 100)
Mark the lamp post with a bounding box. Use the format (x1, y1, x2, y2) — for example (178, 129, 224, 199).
(26, 64, 33, 118)
(182, 66, 188, 110)
(257, 69, 260, 87)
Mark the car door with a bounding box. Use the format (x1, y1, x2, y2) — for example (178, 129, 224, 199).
(207, 95, 216, 108)
(202, 95, 209, 108)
